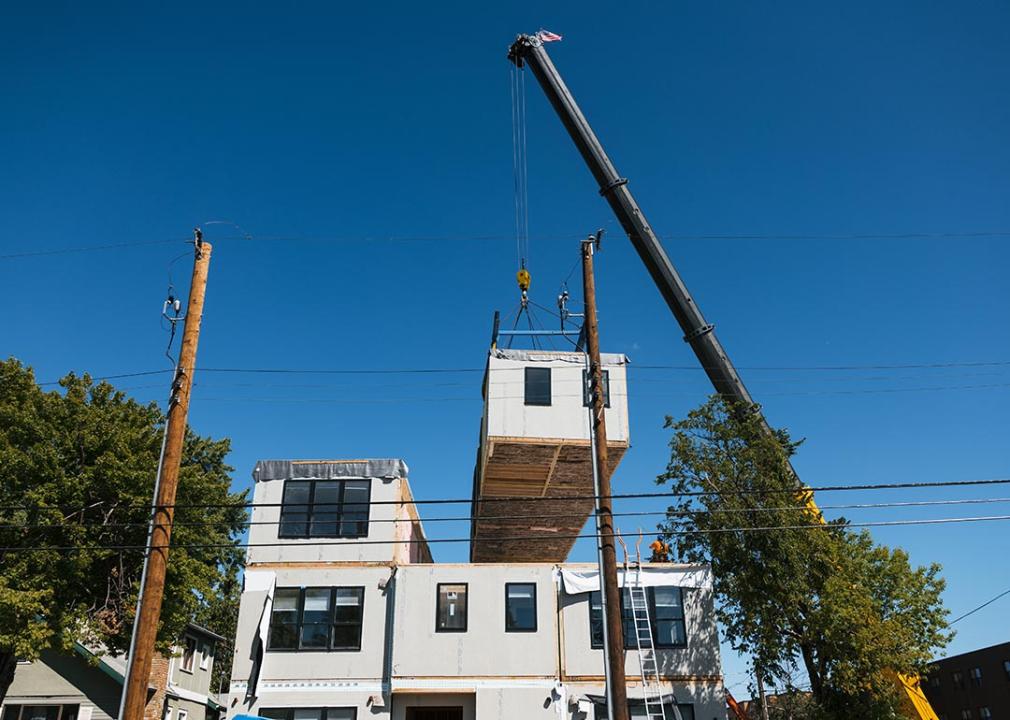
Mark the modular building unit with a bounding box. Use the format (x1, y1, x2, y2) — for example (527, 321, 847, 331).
(471, 349, 630, 563)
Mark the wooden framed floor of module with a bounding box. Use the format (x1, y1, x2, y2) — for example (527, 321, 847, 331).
(470, 435, 628, 563)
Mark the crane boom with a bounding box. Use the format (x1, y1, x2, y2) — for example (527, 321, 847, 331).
(507, 32, 940, 720)
(508, 34, 755, 405)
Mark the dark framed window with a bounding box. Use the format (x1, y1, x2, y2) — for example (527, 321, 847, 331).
(929, 675, 941, 688)
(436, 583, 468, 632)
(180, 635, 196, 672)
(505, 583, 537, 632)
(590, 587, 687, 649)
(582, 369, 611, 408)
(978, 708, 991, 720)
(599, 703, 694, 720)
(960, 710, 972, 720)
(1, 707, 80, 720)
(952, 671, 964, 690)
(524, 367, 552, 406)
(279, 479, 370, 538)
(1004, 659, 1010, 679)
(969, 667, 982, 687)
(267, 587, 364, 651)
(260, 708, 356, 720)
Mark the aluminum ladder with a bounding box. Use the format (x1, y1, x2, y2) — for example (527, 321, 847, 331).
(620, 535, 680, 720)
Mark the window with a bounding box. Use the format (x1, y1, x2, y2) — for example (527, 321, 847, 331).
(978, 708, 991, 720)
(199, 641, 211, 670)
(268, 587, 365, 651)
(164, 708, 172, 720)
(960, 711, 972, 720)
(929, 674, 941, 688)
(1005, 659, 1010, 679)
(2, 707, 80, 720)
(180, 636, 196, 672)
(505, 583, 537, 632)
(176, 711, 188, 720)
(524, 367, 551, 406)
(952, 671, 964, 690)
(590, 587, 687, 649)
(436, 583, 468, 632)
(599, 703, 694, 720)
(582, 369, 611, 408)
(279, 479, 370, 538)
(970, 667, 982, 687)
(260, 709, 356, 720)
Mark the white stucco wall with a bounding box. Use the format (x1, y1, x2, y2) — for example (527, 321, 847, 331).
(484, 351, 630, 444)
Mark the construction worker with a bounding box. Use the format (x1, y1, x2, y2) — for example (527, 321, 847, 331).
(649, 536, 670, 563)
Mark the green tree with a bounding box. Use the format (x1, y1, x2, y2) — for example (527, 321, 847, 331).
(658, 397, 950, 718)
(0, 358, 247, 705)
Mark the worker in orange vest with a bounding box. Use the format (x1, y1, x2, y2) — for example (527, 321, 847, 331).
(649, 536, 670, 562)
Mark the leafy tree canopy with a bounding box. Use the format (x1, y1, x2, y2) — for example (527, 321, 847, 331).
(658, 396, 950, 719)
(0, 358, 246, 702)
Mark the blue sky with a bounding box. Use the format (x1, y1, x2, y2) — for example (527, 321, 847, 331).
(2, 1, 1008, 698)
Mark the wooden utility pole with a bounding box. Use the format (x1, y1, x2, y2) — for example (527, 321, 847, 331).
(582, 237, 629, 720)
(120, 235, 212, 720)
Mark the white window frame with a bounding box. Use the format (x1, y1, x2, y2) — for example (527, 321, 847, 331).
(199, 641, 210, 671)
(177, 710, 188, 720)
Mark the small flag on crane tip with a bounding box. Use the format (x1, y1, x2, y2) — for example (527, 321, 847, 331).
(537, 29, 563, 42)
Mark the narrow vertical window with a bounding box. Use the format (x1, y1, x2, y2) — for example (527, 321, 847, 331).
(436, 583, 468, 632)
(300, 588, 333, 649)
(969, 667, 982, 687)
(180, 636, 196, 672)
(505, 583, 537, 632)
(268, 588, 301, 649)
(651, 586, 687, 647)
(524, 367, 552, 406)
(332, 588, 365, 650)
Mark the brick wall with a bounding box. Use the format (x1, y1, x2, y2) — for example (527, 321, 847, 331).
(143, 654, 171, 720)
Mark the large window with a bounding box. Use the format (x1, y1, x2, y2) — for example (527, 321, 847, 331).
(590, 587, 687, 649)
(279, 479, 370, 538)
(582, 369, 611, 408)
(599, 703, 694, 720)
(524, 367, 552, 406)
(260, 708, 355, 720)
(505, 583, 537, 632)
(268, 587, 364, 651)
(436, 583, 468, 632)
(1, 707, 79, 720)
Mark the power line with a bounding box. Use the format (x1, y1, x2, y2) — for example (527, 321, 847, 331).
(6, 496, 1010, 531)
(36, 360, 1010, 387)
(5, 231, 1009, 261)
(2, 477, 1009, 513)
(3, 514, 1010, 554)
(949, 588, 1010, 625)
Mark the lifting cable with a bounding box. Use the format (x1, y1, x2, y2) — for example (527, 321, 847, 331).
(511, 60, 540, 348)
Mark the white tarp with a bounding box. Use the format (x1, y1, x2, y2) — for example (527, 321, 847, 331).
(244, 570, 276, 699)
(560, 567, 711, 595)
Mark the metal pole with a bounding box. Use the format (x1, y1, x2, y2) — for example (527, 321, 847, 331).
(582, 238, 629, 720)
(120, 238, 212, 720)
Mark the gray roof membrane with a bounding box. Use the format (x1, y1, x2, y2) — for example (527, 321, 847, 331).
(491, 348, 629, 365)
(252, 458, 409, 483)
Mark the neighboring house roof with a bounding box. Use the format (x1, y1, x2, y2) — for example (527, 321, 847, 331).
(184, 622, 225, 643)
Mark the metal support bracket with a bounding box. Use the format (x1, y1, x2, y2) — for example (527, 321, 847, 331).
(599, 178, 628, 196)
(682, 323, 715, 343)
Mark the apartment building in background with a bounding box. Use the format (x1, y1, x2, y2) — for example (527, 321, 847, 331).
(226, 350, 728, 720)
(922, 641, 1010, 720)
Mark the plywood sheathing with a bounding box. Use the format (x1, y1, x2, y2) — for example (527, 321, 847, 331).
(472, 437, 627, 563)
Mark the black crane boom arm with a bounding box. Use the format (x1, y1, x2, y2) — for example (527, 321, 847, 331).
(508, 34, 755, 405)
